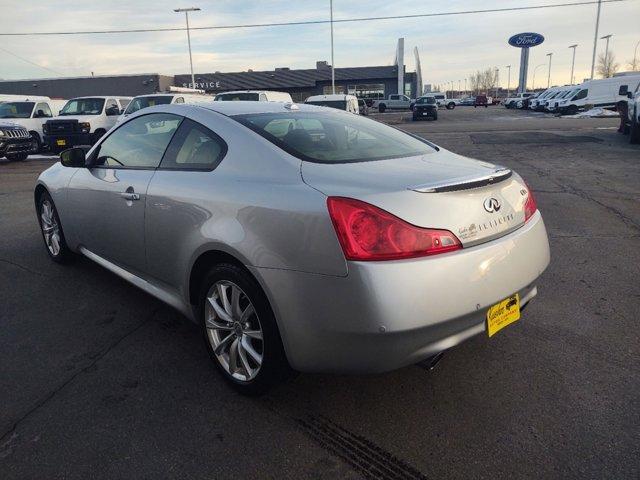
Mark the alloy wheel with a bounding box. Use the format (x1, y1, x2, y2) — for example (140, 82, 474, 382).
(205, 280, 264, 382)
(40, 200, 61, 256)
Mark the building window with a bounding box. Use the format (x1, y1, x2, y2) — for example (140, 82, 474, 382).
(323, 85, 345, 95)
(351, 84, 385, 99)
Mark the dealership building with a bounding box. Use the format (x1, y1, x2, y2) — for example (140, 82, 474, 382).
(0, 61, 418, 102)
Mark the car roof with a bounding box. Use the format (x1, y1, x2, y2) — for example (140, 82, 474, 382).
(67, 96, 133, 100)
(192, 100, 329, 116)
(306, 94, 355, 101)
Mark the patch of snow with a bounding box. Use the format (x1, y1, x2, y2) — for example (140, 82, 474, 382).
(562, 107, 620, 118)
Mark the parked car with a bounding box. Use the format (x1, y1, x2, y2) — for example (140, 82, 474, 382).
(459, 96, 476, 106)
(429, 93, 459, 110)
(625, 80, 640, 143)
(34, 101, 550, 394)
(556, 74, 640, 115)
(474, 95, 488, 107)
(305, 94, 359, 114)
(371, 94, 414, 113)
(412, 96, 438, 121)
(214, 90, 293, 102)
(0, 121, 38, 161)
(0, 96, 66, 152)
(546, 87, 581, 113)
(358, 99, 369, 116)
(118, 91, 211, 124)
(43, 96, 132, 152)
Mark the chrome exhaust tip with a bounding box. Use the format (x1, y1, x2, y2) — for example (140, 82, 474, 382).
(418, 351, 445, 371)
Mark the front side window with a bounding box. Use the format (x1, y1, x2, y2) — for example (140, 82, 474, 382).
(93, 113, 182, 168)
(0, 102, 34, 118)
(34, 103, 53, 118)
(389, 95, 399, 100)
(124, 96, 174, 115)
(234, 111, 436, 163)
(574, 89, 588, 100)
(160, 118, 226, 170)
(60, 98, 105, 116)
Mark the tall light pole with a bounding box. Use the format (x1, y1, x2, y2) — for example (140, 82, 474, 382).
(464, 78, 467, 95)
(590, 0, 602, 80)
(174, 7, 201, 89)
(494, 67, 499, 99)
(532, 63, 545, 90)
(546, 53, 553, 88)
(505, 65, 511, 97)
(568, 44, 578, 84)
(458, 80, 461, 98)
(329, 0, 335, 94)
(634, 39, 640, 71)
(600, 34, 612, 77)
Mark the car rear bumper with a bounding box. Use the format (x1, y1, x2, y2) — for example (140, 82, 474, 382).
(252, 211, 550, 373)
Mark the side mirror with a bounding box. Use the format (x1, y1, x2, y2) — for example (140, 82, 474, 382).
(628, 92, 634, 99)
(60, 147, 86, 168)
(105, 106, 119, 116)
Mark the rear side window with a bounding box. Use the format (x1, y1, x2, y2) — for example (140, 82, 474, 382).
(234, 111, 435, 163)
(159, 118, 227, 170)
(95, 113, 182, 168)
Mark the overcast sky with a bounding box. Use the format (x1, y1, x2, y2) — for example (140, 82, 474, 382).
(1, 0, 638, 88)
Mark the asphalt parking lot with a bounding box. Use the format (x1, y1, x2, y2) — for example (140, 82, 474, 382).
(1, 106, 639, 479)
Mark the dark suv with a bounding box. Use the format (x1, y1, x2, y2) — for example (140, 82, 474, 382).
(412, 96, 438, 121)
(0, 122, 38, 161)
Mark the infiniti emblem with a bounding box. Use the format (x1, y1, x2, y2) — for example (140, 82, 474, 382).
(483, 197, 501, 213)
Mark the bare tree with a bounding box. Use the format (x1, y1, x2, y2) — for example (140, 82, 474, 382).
(480, 68, 497, 93)
(596, 52, 620, 78)
(627, 57, 640, 71)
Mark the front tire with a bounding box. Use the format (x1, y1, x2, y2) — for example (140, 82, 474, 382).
(565, 105, 578, 116)
(199, 263, 290, 395)
(37, 191, 72, 263)
(446, 102, 455, 110)
(630, 112, 640, 144)
(6, 153, 28, 161)
(378, 104, 386, 113)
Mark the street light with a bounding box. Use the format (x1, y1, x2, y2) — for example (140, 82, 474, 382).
(173, 7, 201, 89)
(601, 34, 612, 77)
(568, 44, 578, 84)
(494, 67, 499, 99)
(505, 65, 511, 97)
(329, 0, 335, 94)
(546, 53, 553, 88)
(532, 63, 546, 90)
(590, 0, 602, 80)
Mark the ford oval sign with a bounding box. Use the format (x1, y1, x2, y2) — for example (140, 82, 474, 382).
(508, 32, 545, 48)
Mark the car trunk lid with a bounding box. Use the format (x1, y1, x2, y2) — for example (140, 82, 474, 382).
(301, 149, 529, 247)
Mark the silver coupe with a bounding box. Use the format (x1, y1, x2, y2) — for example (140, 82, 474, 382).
(35, 102, 550, 394)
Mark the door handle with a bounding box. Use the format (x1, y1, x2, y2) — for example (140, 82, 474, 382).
(120, 192, 140, 201)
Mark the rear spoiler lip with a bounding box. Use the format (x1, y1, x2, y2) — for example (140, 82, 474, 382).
(408, 168, 512, 193)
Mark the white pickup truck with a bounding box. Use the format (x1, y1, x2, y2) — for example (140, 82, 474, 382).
(372, 94, 414, 113)
(503, 92, 534, 108)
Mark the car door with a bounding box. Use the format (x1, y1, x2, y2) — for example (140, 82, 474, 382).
(65, 113, 183, 274)
(145, 118, 227, 291)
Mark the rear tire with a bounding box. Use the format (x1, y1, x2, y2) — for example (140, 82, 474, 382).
(37, 191, 72, 263)
(566, 105, 578, 115)
(199, 263, 291, 396)
(446, 102, 455, 110)
(6, 153, 28, 162)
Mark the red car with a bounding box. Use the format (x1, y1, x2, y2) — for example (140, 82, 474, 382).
(474, 95, 488, 108)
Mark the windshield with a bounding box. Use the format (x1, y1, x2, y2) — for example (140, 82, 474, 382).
(305, 101, 347, 110)
(233, 111, 436, 163)
(0, 102, 34, 118)
(215, 93, 260, 101)
(59, 98, 105, 116)
(124, 96, 173, 115)
(416, 97, 436, 105)
(560, 89, 579, 99)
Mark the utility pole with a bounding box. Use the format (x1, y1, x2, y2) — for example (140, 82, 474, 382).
(330, 0, 335, 93)
(173, 7, 201, 89)
(590, 0, 602, 80)
(568, 44, 578, 84)
(505, 65, 511, 97)
(601, 34, 612, 77)
(494, 67, 499, 99)
(546, 53, 553, 88)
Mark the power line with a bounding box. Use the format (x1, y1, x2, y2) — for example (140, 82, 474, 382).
(0, 0, 629, 36)
(0, 46, 65, 75)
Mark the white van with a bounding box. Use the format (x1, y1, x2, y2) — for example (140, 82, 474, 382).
(214, 90, 293, 102)
(118, 92, 211, 124)
(0, 96, 67, 150)
(546, 86, 582, 112)
(43, 96, 132, 152)
(305, 94, 359, 114)
(556, 74, 640, 115)
(529, 87, 562, 111)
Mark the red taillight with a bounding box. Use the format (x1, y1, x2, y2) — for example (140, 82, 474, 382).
(327, 197, 462, 261)
(523, 183, 538, 222)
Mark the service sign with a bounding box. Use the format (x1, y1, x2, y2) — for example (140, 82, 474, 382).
(508, 32, 545, 48)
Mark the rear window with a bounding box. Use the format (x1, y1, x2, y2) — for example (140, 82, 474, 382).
(416, 97, 436, 105)
(233, 111, 435, 163)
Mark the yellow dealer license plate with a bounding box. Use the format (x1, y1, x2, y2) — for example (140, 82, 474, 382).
(56, 139, 66, 146)
(486, 293, 520, 337)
